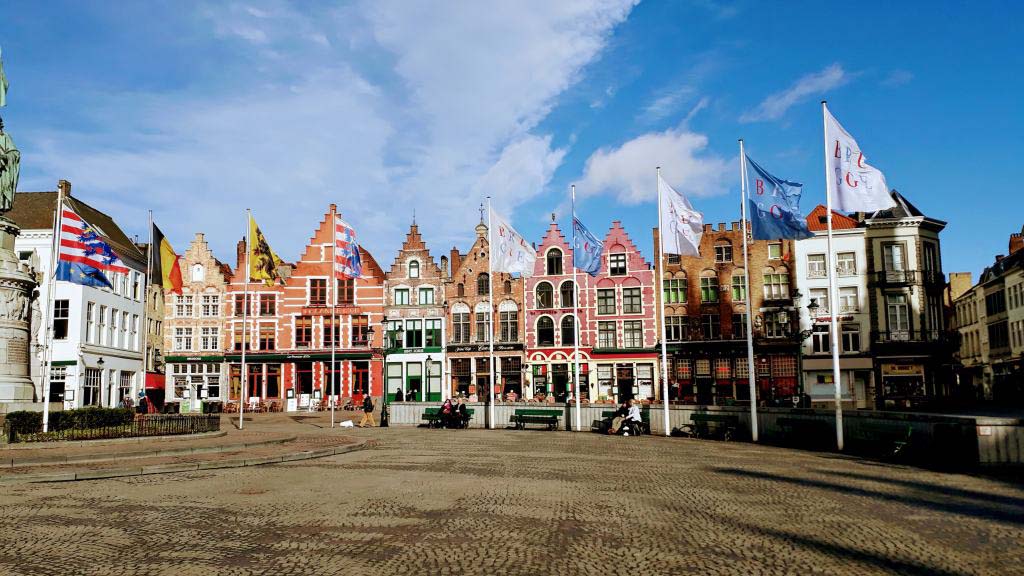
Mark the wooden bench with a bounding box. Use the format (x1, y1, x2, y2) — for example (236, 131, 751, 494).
(591, 409, 651, 434)
(511, 409, 561, 430)
(776, 417, 834, 449)
(690, 413, 739, 440)
(848, 422, 913, 457)
(421, 407, 474, 428)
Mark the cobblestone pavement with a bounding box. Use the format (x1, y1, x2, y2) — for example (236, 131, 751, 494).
(0, 425, 1022, 576)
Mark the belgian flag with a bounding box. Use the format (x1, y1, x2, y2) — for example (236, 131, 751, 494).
(151, 223, 183, 294)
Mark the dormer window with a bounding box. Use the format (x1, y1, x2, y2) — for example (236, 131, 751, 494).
(408, 260, 420, 278)
(546, 249, 563, 275)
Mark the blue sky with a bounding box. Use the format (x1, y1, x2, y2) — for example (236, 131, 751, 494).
(2, 1, 1021, 278)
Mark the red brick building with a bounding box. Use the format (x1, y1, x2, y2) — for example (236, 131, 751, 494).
(224, 205, 385, 408)
(654, 222, 800, 406)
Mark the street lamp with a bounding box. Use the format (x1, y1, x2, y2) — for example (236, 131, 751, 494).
(425, 355, 432, 403)
(794, 298, 820, 406)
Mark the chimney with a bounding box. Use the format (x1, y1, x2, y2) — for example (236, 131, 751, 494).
(58, 179, 72, 197)
(440, 255, 449, 279)
(995, 254, 1005, 263)
(1010, 232, 1023, 255)
(449, 247, 462, 277)
(236, 238, 246, 271)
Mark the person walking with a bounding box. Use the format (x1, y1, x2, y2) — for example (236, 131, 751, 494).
(358, 395, 376, 427)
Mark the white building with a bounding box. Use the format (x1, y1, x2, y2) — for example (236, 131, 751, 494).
(795, 205, 873, 409)
(9, 183, 147, 409)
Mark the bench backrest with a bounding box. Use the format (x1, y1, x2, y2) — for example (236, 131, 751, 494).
(515, 409, 561, 416)
(423, 408, 440, 415)
(691, 413, 738, 422)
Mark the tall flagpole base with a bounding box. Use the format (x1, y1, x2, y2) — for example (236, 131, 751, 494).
(0, 216, 39, 403)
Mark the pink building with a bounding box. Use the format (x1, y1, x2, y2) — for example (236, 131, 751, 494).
(524, 219, 660, 403)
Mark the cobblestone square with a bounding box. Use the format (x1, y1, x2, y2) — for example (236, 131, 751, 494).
(1, 423, 1022, 575)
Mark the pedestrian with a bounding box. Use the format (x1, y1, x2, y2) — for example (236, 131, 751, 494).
(358, 395, 376, 427)
(395, 388, 405, 402)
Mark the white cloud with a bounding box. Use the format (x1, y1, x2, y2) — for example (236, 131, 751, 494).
(882, 69, 913, 87)
(575, 128, 732, 204)
(22, 1, 636, 262)
(639, 86, 695, 124)
(740, 63, 849, 123)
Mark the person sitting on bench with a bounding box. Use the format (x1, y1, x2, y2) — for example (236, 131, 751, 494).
(607, 400, 630, 434)
(454, 398, 470, 428)
(623, 400, 643, 435)
(438, 399, 454, 428)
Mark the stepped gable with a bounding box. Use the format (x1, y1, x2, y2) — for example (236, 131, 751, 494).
(602, 220, 651, 270)
(387, 222, 440, 276)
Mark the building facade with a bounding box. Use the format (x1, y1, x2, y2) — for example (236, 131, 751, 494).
(655, 222, 800, 406)
(383, 222, 446, 402)
(162, 233, 231, 411)
(794, 206, 873, 409)
(859, 192, 952, 408)
(523, 220, 591, 402)
(225, 206, 386, 409)
(9, 183, 147, 409)
(444, 219, 525, 400)
(953, 226, 1024, 404)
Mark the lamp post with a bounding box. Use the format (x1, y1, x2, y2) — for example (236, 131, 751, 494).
(425, 355, 432, 403)
(800, 298, 821, 405)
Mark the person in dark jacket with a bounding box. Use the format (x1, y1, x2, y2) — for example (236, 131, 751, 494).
(358, 395, 376, 427)
(453, 398, 470, 428)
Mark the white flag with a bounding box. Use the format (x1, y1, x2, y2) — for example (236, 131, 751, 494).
(489, 208, 537, 277)
(824, 104, 896, 213)
(659, 174, 703, 256)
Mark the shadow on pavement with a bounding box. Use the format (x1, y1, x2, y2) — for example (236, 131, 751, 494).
(712, 467, 1024, 527)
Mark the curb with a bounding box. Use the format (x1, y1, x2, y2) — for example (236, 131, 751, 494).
(1, 430, 228, 451)
(0, 440, 369, 484)
(2, 435, 297, 469)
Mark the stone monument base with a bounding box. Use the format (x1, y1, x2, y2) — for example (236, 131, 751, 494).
(0, 215, 37, 404)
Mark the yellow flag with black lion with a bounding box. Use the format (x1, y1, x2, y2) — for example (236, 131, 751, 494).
(248, 214, 283, 286)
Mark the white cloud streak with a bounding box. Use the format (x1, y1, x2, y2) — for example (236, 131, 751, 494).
(740, 63, 849, 123)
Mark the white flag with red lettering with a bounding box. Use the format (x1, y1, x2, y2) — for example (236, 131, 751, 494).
(489, 208, 536, 278)
(824, 104, 896, 213)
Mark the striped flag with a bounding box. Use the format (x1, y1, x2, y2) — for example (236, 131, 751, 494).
(334, 214, 362, 280)
(56, 201, 128, 288)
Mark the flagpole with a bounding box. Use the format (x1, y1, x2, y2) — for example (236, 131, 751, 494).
(240, 209, 250, 431)
(486, 196, 495, 429)
(139, 210, 153, 408)
(822, 101, 844, 451)
(571, 185, 582, 432)
(41, 186, 64, 433)
(331, 205, 337, 428)
(739, 140, 759, 442)
(656, 167, 670, 437)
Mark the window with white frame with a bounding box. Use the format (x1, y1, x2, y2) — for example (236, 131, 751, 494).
(596, 288, 615, 315)
(201, 295, 220, 317)
(408, 260, 420, 278)
(837, 252, 856, 276)
(174, 327, 194, 351)
(810, 288, 829, 313)
(394, 288, 410, 305)
(609, 253, 627, 276)
(812, 325, 830, 353)
(475, 311, 491, 343)
(98, 305, 108, 345)
(121, 311, 129, 348)
(700, 272, 719, 303)
(663, 278, 686, 304)
(52, 300, 69, 340)
(886, 294, 910, 338)
(714, 241, 733, 263)
(665, 316, 687, 342)
(598, 321, 616, 348)
(201, 327, 219, 351)
(86, 302, 96, 344)
(764, 311, 787, 338)
(418, 286, 434, 305)
(174, 295, 194, 317)
(191, 264, 205, 282)
(83, 368, 101, 406)
(768, 242, 782, 259)
(622, 287, 642, 314)
(132, 272, 141, 300)
(839, 286, 858, 312)
(807, 254, 827, 278)
(131, 315, 139, 350)
(763, 270, 789, 300)
(731, 272, 745, 301)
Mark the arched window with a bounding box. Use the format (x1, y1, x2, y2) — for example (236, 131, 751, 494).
(536, 282, 554, 309)
(457, 283, 465, 297)
(546, 248, 563, 275)
(559, 281, 575, 308)
(561, 315, 575, 346)
(408, 260, 420, 278)
(477, 273, 489, 295)
(191, 264, 205, 282)
(537, 316, 555, 346)
(504, 280, 512, 294)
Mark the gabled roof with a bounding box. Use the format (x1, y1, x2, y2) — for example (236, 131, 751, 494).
(8, 191, 146, 267)
(869, 190, 925, 219)
(806, 205, 859, 231)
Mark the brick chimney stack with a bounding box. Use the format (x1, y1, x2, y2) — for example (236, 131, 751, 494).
(1010, 229, 1023, 255)
(58, 179, 71, 197)
(236, 238, 246, 271)
(449, 247, 462, 278)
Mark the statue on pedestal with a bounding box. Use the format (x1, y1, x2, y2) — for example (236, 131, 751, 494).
(0, 46, 39, 405)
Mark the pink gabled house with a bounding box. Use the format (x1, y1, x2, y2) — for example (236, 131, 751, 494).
(524, 219, 660, 404)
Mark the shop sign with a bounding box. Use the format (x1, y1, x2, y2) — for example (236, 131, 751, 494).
(882, 363, 924, 376)
(447, 343, 523, 353)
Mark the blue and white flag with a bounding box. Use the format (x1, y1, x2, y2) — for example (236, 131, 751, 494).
(572, 217, 603, 277)
(745, 155, 813, 241)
